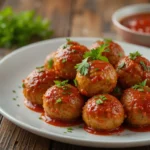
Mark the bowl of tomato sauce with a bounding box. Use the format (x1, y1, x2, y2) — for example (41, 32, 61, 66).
(112, 4, 150, 47)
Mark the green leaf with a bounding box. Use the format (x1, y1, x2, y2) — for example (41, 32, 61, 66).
(129, 51, 142, 60)
(67, 127, 73, 132)
(84, 44, 109, 62)
(62, 58, 67, 63)
(22, 83, 25, 88)
(73, 79, 78, 87)
(140, 61, 148, 71)
(54, 80, 68, 87)
(132, 79, 147, 91)
(117, 62, 125, 69)
(95, 95, 107, 105)
(75, 57, 90, 76)
(48, 58, 53, 69)
(56, 98, 62, 103)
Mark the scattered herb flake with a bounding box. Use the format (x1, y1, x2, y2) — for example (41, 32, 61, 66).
(129, 51, 141, 60)
(71, 50, 76, 53)
(13, 98, 16, 100)
(54, 80, 68, 87)
(48, 58, 53, 69)
(75, 57, 90, 76)
(96, 99, 103, 104)
(17, 104, 20, 107)
(22, 83, 25, 88)
(67, 127, 73, 132)
(132, 80, 147, 91)
(63, 45, 67, 49)
(140, 61, 148, 71)
(104, 38, 112, 43)
(118, 53, 123, 57)
(39, 116, 42, 120)
(36, 66, 44, 69)
(96, 95, 107, 105)
(56, 98, 62, 104)
(62, 58, 67, 63)
(73, 79, 78, 87)
(66, 38, 71, 42)
(117, 62, 125, 70)
(12, 90, 16, 93)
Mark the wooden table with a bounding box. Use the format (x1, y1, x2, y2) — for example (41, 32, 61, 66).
(0, 0, 150, 149)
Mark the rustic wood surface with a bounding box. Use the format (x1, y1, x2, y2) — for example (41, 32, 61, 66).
(0, 0, 150, 149)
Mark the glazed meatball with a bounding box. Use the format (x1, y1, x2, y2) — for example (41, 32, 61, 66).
(44, 52, 55, 69)
(23, 67, 59, 105)
(121, 86, 150, 127)
(90, 40, 125, 67)
(116, 53, 150, 89)
(75, 60, 117, 97)
(43, 83, 84, 121)
(83, 94, 124, 131)
(53, 40, 89, 79)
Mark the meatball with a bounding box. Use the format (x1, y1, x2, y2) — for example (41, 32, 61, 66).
(44, 52, 55, 69)
(83, 94, 124, 131)
(43, 83, 84, 121)
(116, 54, 150, 89)
(23, 67, 59, 105)
(90, 40, 125, 67)
(53, 40, 89, 79)
(121, 86, 150, 127)
(75, 60, 117, 97)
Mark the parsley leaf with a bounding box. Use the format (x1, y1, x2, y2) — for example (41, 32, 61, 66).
(54, 80, 68, 87)
(22, 83, 25, 88)
(132, 80, 147, 91)
(0, 7, 53, 48)
(48, 58, 53, 69)
(84, 44, 109, 62)
(56, 98, 62, 103)
(117, 62, 125, 70)
(62, 58, 67, 63)
(67, 127, 73, 132)
(140, 61, 149, 71)
(104, 38, 112, 44)
(75, 57, 90, 76)
(36, 66, 45, 73)
(129, 51, 141, 60)
(73, 79, 78, 87)
(96, 95, 107, 105)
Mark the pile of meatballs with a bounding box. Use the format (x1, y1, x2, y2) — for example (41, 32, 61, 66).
(23, 39, 150, 132)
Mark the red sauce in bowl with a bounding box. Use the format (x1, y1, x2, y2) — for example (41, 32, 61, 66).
(120, 13, 150, 34)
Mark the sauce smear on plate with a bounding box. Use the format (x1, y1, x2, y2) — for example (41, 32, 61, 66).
(120, 13, 150, 34)
(24, 99, 44, 113)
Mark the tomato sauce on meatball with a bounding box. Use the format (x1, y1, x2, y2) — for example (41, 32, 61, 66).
(75, 60, 117, 97)
(43, 83, 84, 122)
(83, 94, 124, 131)
(53, 40, 89, 79)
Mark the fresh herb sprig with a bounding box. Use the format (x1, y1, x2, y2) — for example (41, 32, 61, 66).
(132, 80, 147, 91)
(54, 80, 68, 87)
(83, 44, 109, 62)
(95, 95, 107, 105)
(129, 51, 141, 60)
(75, 57, 90, 76)
(0, 7, 53, 48)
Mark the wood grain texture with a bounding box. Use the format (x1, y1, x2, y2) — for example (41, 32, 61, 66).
(0, 0, 150, 149)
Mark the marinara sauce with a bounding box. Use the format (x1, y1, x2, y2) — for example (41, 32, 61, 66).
(120, 13, 150, 34)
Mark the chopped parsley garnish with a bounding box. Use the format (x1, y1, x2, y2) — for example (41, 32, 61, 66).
(67, 127, 73, 132)
(117, 62, 125, 70)
(63, 45, 67, 49)
(12, 90, 16, 93)
(48, 58, 53, 69)
(71, 50, 76, 53)
(129, 51, 141, 60)
(39, 116, 42, 120)
(132, 80, 147, 91)
(83, 44, 109, 62)
(62, 58, 67, 63)
(75, 57, 90, 76)
(56, 98, 62, 104)
(73, 79, 78, 87)
(54, 80, 68, 87)
(22, 83, 25, 88)
(95, 68, 99, 71)
(36, 66, 45, 73)
(118, 53, 123, 57)
(13, 98, 16, 100)
(66, 38, 71, 42)
(104, 38, 112, 44)
(17, 104, 20, 107)
(140, 61, 149, 71)
(96, 95, 107, 105)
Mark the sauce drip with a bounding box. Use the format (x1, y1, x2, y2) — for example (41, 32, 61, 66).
(41, 113, 83, 127)
(84, 125, 124, 135)
(24, 99, 44, 113)
(120, 13, 150, 34)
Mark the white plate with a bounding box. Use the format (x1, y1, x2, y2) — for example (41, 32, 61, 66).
(0, 37, 150, 148)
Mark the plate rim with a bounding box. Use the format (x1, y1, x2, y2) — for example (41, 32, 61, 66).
(0, 37, 150, 148)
